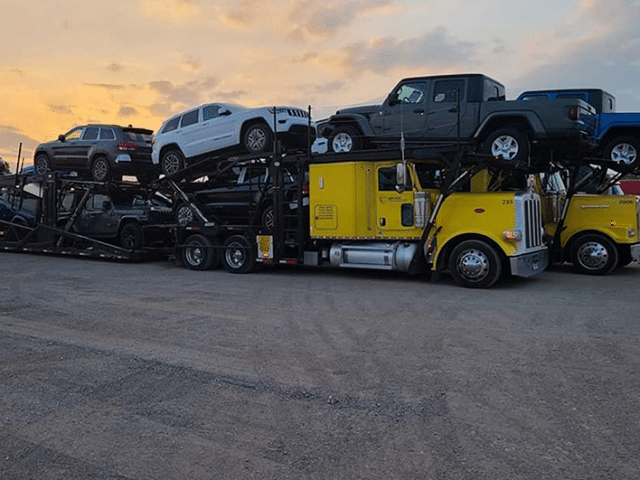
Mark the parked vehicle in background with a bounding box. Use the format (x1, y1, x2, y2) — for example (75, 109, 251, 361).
(517, 89, 616, 114)
(33, 124, 158, 183)
(0, 182, 38, 240)
(517, 88, 640, 173)
(317, 74, 595, 165)
(0, 157, 10, 175)
(175, 161, 304, 231)
(57, 185, 173, 250)
(152, 103, 315, 176)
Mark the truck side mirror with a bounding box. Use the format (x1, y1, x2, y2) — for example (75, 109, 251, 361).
(395, 163, 408, 193)
(387, 93, 400, 106)
(58, 134, 66, 142)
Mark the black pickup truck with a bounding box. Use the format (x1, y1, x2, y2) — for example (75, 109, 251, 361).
(318, 74, 595, 164)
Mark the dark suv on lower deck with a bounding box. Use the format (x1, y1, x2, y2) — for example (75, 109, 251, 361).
(34, 124, 159, 183)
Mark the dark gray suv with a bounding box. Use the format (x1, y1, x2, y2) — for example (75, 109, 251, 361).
(33, 124, 159, 183)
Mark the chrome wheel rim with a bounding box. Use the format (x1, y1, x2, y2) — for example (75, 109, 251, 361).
(35, 156, 48, 175)
(185, 242, 205, 266)
(491, 135, 519, 160)
(225, 241, 246, 268)
(163, 152, 182, 175)
(177, 205, 194, 226)
(93, 160, 107, 180)
(456, 248, 490, 282)
(577, 241, 608, 271)
(610, 143, 637, 165)
(246, 127, 267, 152)
(332, 133, 353, 153)
(263, 208, 275, 228)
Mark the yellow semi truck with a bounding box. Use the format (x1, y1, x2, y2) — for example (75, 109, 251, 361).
(171, 150, 548, 289)
(534, 170, 640, 274)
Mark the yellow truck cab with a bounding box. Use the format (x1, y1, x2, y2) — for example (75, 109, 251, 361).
(535, 172, 640, 274)
(308, 159, 548, 288)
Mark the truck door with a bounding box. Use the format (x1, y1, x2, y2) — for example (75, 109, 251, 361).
(378, 80, 428, 139)
(425, 79, 473, 140)
(375, 166, 418, 237)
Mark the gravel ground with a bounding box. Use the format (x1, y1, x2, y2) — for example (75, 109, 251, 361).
(1, 253, 639, 479)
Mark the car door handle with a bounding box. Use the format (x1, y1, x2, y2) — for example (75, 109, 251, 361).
(448, 107, 458, 113)
(414, 109, 424, 114)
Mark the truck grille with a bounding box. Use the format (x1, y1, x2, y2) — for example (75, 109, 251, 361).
(523, 197, 543, 248)
(148, 209, 174, 225)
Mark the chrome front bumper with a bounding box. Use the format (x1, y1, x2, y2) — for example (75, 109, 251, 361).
(630, 243, 640, 263)
(510, 248, 549, 278)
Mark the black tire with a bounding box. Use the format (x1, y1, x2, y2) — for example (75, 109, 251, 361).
(448, 240, 502, 289)
(329, 125, 361, 153)
(161, 149, 185, 176)
(175, 202, 195, 226)
(119, 222, 144, 250)
(243, 123, 273, 154)
(261, 205, 275, 231)
(484, 127, 529, 163)
(570, 234, 618, 275)
(182, 234, 219, 271)
(222, 235, 256, 274)
(92, 157, 112, 182)
(603, 136, 640, 170)
(136, 172, 159, 185)
(34, 153, 50, 175)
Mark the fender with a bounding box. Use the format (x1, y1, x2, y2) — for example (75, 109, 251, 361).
(321, 113, 377, 137)
(473, 111, 545, 140)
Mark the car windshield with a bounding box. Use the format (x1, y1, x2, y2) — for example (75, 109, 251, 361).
(122, 129, 153, 143)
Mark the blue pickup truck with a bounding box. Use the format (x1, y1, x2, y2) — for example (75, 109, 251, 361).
(517, 88, 640, 173)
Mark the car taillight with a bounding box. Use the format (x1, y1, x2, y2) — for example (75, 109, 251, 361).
(568, 107, 579, 121)
(118, 142, 139, 151)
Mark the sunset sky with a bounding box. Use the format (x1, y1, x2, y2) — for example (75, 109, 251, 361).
(1, 0, 639, 171)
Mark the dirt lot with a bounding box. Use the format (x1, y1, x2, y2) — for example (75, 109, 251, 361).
(1, 253, 639, 480)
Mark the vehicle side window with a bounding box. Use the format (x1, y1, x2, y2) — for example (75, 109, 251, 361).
(433, 80, 465, 103)
(181, 109, 199, 128)
(378, 167, 412, 191)
(65, 128, 83, 142)
(162, 117, 180, 133)
(483, 83, 502, 101)
(202, 105, 219, 121)
(395, 82, 426, 104)
(100, 128, 115, 140)
(83, 127, 99, 140)
(88, 194, 111, 210)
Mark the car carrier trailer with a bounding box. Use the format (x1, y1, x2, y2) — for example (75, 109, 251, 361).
(0, 172, 172, 260)
(161, 146, 549, 288)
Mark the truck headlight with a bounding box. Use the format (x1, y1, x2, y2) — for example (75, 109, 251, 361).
(503, 229, 523, 242)
(628, 228, 636, 238)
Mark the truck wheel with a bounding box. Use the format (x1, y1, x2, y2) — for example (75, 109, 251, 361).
(570, 234, 618, 275)
(448, 240, 502, 288)
(330, 125, 361, 153)
(161, 149, 184, 176)
(92, 157, 112, 182)
(119, 222, 144, 250)
(34, 154, 50, 175)
(603, 136, 640, 169)
(485, 127, 529, 163)
(222, 235, 256, 274)
(182, 234, 218, 270)
(244, 123, 273, 154)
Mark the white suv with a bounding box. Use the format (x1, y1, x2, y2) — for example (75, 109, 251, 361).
(152, 103, 315, 175)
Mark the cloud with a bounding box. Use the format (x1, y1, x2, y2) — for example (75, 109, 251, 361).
(84, 83, 126, 90)
(48, 104, 75, 115)
(0, 125, 40, 170)
(509, 0, 640, 111)
(288, 0, 399, 39)
(217, 0, 272, 29)
(139, 0, 199, 23)
(181, 57, 201, 72)
(107, 63, 125, 73)
(340, 28, 475, 75)
(149, 76, 220, 106)
(118, 106, 138, 116)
